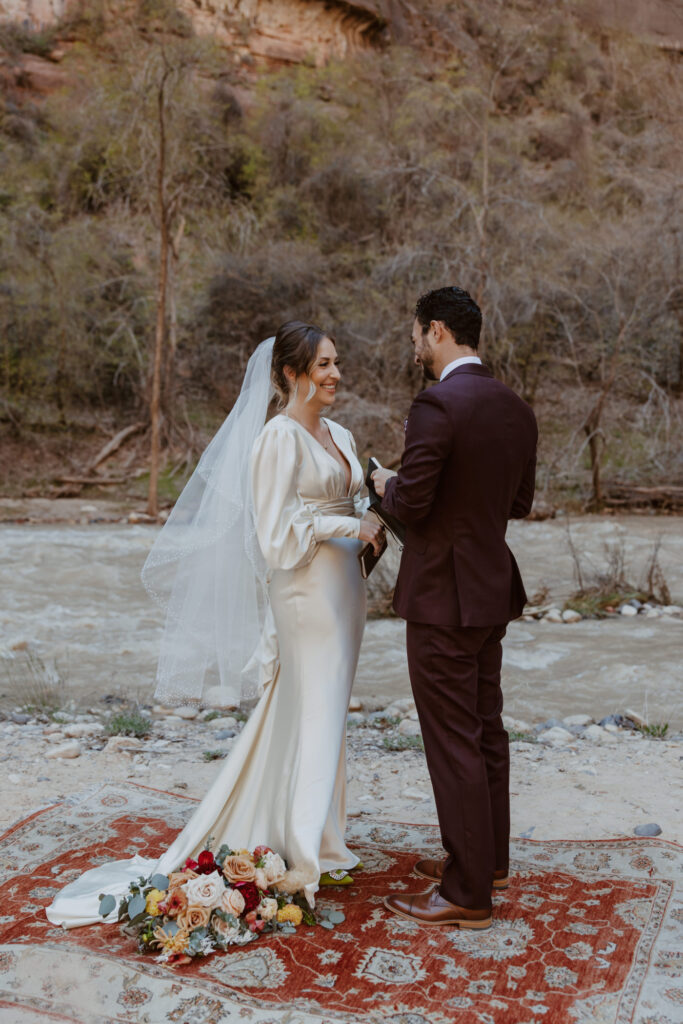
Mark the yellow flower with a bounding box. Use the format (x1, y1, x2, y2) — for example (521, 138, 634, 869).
(153, 924, 190, 954)
(277, 904, 303, 926)
(145, 888, 166, 917)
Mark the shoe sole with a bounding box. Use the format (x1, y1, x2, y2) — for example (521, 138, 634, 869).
(383, 896, 492, 929)
(413, 867, 510, 891)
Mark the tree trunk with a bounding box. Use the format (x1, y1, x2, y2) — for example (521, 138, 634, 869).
(147, 69, 171, 518)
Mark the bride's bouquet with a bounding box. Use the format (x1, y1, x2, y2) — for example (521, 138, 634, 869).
(98, 840, 337, 966)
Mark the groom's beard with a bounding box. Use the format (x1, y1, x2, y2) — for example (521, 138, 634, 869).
(420, 359, 438, 382)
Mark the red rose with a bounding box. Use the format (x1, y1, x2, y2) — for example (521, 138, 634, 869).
(235, 882, 260, 914)
(197, 850, 217, 874)
(184, 858, 198, 871)
(253, 845, 272, 861)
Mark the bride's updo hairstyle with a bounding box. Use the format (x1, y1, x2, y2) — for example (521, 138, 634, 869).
(271, 320, 334, 406)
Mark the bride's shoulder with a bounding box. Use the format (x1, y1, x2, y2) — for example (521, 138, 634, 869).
(253, 414, 298, 451)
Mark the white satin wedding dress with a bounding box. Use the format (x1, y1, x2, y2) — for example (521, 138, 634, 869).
(46, 414, 367, 927)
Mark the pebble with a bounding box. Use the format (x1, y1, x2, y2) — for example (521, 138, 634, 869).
(634, 823, 662, 837)
(563, 714, 593, 727)
(8, 773, 22, 784)
(562, 609, 582, 623)
(348, 697, 363, 712)
(385, 699, 416, 717)
(625, 708, 647, 728)
(43, 724, 61, 735)
(402, 787, 431, 801)
(661, 605, 682, 616)
(347, 712, 366, 727)
(207, 716, 238, 731)
(45, 741, 82, 759)
(9, 712, 31, 725)
(397, 718, 421, 738)
(63, 722, 105, 738)
(537, 726, 574, 747)
(213, 729, 236, 740)
(620, 604, 638, 617)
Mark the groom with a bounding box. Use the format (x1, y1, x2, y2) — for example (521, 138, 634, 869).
(372, 286, 537, 929)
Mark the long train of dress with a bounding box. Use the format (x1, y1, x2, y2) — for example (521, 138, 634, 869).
(46, 415, 367, 928)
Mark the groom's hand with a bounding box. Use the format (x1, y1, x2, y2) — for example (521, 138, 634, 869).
(371, 468, 397, 497)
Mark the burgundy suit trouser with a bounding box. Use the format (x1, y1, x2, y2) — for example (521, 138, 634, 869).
(406, 620, 509, 910)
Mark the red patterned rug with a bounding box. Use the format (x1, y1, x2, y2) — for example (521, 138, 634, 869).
(0, 782, 681, 1024)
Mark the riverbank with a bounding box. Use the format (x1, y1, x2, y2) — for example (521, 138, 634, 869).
(1, 700, 680, 846)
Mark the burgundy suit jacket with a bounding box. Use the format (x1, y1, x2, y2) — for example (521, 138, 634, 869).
(382, 364, 538, 627)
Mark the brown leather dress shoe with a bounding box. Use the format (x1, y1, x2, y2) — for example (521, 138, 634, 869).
(414, 858, 510, 890)
(384, 887, 492, 929)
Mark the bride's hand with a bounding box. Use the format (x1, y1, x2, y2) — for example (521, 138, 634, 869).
(359, 516, 385, 556)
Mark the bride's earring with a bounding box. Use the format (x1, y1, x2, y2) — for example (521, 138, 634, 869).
(304, 379, 316, 403)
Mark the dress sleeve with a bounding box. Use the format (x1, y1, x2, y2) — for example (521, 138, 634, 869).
(251, 425, 359, 571)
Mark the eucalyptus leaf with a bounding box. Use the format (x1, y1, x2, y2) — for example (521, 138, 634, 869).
(318, 919, 335, 929)
(149, 874, 169, 891)
(98, 894, 116, 918)
(127, 893, 146, 920)
(328, 910, 345, 924)
(165, 920, 179, 937)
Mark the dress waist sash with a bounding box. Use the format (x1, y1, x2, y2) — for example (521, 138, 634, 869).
(308, 497, 356, 517)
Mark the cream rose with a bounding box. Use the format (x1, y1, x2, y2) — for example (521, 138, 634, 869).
(258, 897, 278, 922)
(254, 868, 268, 891)
(177, 903, 212, 931)
(262, 851, 287, 886)
(184, 870, 225, 908)
(221, 887, 246, 917)
(223, 854, 257, 885)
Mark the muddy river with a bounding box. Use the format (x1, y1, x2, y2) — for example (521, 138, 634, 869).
(2, 513, 682, 728)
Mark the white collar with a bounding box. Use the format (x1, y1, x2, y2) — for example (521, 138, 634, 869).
(440, 355, 482, 381)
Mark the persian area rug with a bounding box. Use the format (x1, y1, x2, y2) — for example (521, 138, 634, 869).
(0, 783, 681, 1024)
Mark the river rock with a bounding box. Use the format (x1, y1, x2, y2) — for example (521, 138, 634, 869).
(398, 718, 422, 738)
(63, 722, 105, 738)
(634, 823, 662, 837)
(174, 706, 198, 720)
(207, 716, 238, 731)
(503, 716, 532, 733)
(349, 697, 363, 712)
(619, 604, 637, 617)
(624, 708, 647, 728)
(385, 698, 416, 717)
(537, 726, 574, 746)
(563, 714, 593, 727)
(661, 605, 682, 615)
(213, 728, 236, 740)
(347, 712, 366, 727)
(543, 608, 563, 623)
(45, 740, 82, 759)
(104, 735, 143, 753)
(584, 724, 615, 743)
(562, 609, 582, 623)
(9, 712, 31, 725)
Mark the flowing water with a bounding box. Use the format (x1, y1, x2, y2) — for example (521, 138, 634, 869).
(2, 515, 682, 728)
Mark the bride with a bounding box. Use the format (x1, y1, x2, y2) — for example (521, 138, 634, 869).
(46, 321, 384, 928)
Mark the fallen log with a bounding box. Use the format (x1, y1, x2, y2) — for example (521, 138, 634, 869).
(87, 422, 144, 472)
(56, 476, 126, 486)
(605, 484, 683, 510)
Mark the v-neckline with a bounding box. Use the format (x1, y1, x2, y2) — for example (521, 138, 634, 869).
(283, 414, 353, 496)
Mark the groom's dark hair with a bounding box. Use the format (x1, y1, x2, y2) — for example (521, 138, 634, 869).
(415, 287, 482, 349)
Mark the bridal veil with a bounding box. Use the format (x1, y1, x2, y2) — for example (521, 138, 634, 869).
(141, 337, 276, 708)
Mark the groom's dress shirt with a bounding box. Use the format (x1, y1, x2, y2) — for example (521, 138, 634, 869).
(440, 356, 482, 379)
(382, 360, 537, 627)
